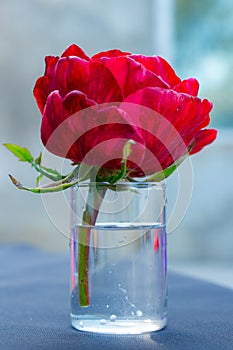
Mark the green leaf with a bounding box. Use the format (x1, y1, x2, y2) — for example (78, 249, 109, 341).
(35, 152, 42, 165)
(145, 155, 187, 182)
(4, 144, 65, 181)
(148, 165, 177, 182)
(4, 144, 34, 163)
(39, 165, 64, 178)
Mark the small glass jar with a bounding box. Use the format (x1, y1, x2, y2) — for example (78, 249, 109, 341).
(70, 182, 167, 334)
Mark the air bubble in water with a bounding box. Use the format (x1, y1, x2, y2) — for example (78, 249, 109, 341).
(100, 319, 107, 325)
(106, 304, 109, 309)
(110, 314, 117, 322)
(136, 310, 143, 317)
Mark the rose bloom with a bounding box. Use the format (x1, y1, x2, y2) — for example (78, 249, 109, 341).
(33, 44, 217, 177)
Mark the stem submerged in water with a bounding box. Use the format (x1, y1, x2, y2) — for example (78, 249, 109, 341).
(78, 182, 106, 307)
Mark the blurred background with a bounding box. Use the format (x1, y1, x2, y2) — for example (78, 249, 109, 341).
(1, 0, 232, 288)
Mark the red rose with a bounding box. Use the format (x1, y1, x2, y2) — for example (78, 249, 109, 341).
(33, 44, 217, 177)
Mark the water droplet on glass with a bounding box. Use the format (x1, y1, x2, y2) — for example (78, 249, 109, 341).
(100, 319, 107, 325)
(79, 321, 84, 328)
(136, 310, 143, 317)
(110, 314, 117, 322)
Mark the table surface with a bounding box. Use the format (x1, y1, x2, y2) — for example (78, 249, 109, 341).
(0, 244, 233, 350)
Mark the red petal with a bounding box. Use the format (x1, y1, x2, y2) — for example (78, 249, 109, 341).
(41, 91, 64, 151)
(92, 49, 130, 60)
(190, 129, 217, 154)
(130, 55, 181, 87)
(33, 76, 51, 114)
(55, 56, 123, 103)
(33, 47, 90, 114)
(44, 56, 59, 78)
(74, 106, 145, 166)
(124, 87, 212, 135)
(122, 87, 214, 173)
(61, 44, 90, 60)
(33, 56, 59, 114)
(41, 90, 96, 158)
(121, 95, 181, 174)
(99, 56, 168, 98)
(62, 90, 96, 117)
(42, 100, 145, 166)
(173, 78, 199, 96)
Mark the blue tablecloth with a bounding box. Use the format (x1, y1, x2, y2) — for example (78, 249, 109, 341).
(0, 244, 232, 350)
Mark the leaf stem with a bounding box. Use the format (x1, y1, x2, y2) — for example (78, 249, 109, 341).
(8, 165, 92, 194)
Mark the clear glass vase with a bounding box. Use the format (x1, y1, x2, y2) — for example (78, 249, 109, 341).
(70, 182, 167, 334)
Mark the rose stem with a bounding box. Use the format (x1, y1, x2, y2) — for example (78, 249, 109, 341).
(78, 173, 106, 307)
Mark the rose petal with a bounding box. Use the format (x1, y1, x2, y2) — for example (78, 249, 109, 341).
(41, 91, 64, 154)
(98, 56, 168, 98)
(122, 87, 214, 173)
(92, 49, 130, 60)
(61, 44, 90, 60)
(190, 129, 217, 154)
(41, 90, 96, 158)
(130, 55, 181, 87)
(44, 56, 59, 78)
(54, 56, 123, 103)
(62, 90, 96, 117)
(124, 87, 212, 135)
(33, 56, 59, 114)
(33, 76, 51, 114)
(173, 78, 199, 96)
(120, 99, 182, 174)
(77, 106, 145, 167)
(42, 93, 145, 167)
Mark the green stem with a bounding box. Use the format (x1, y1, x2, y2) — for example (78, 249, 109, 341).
(78, 178, 106, 307)
(78, 211, 92, 307)
(31, 162, 65, 181)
